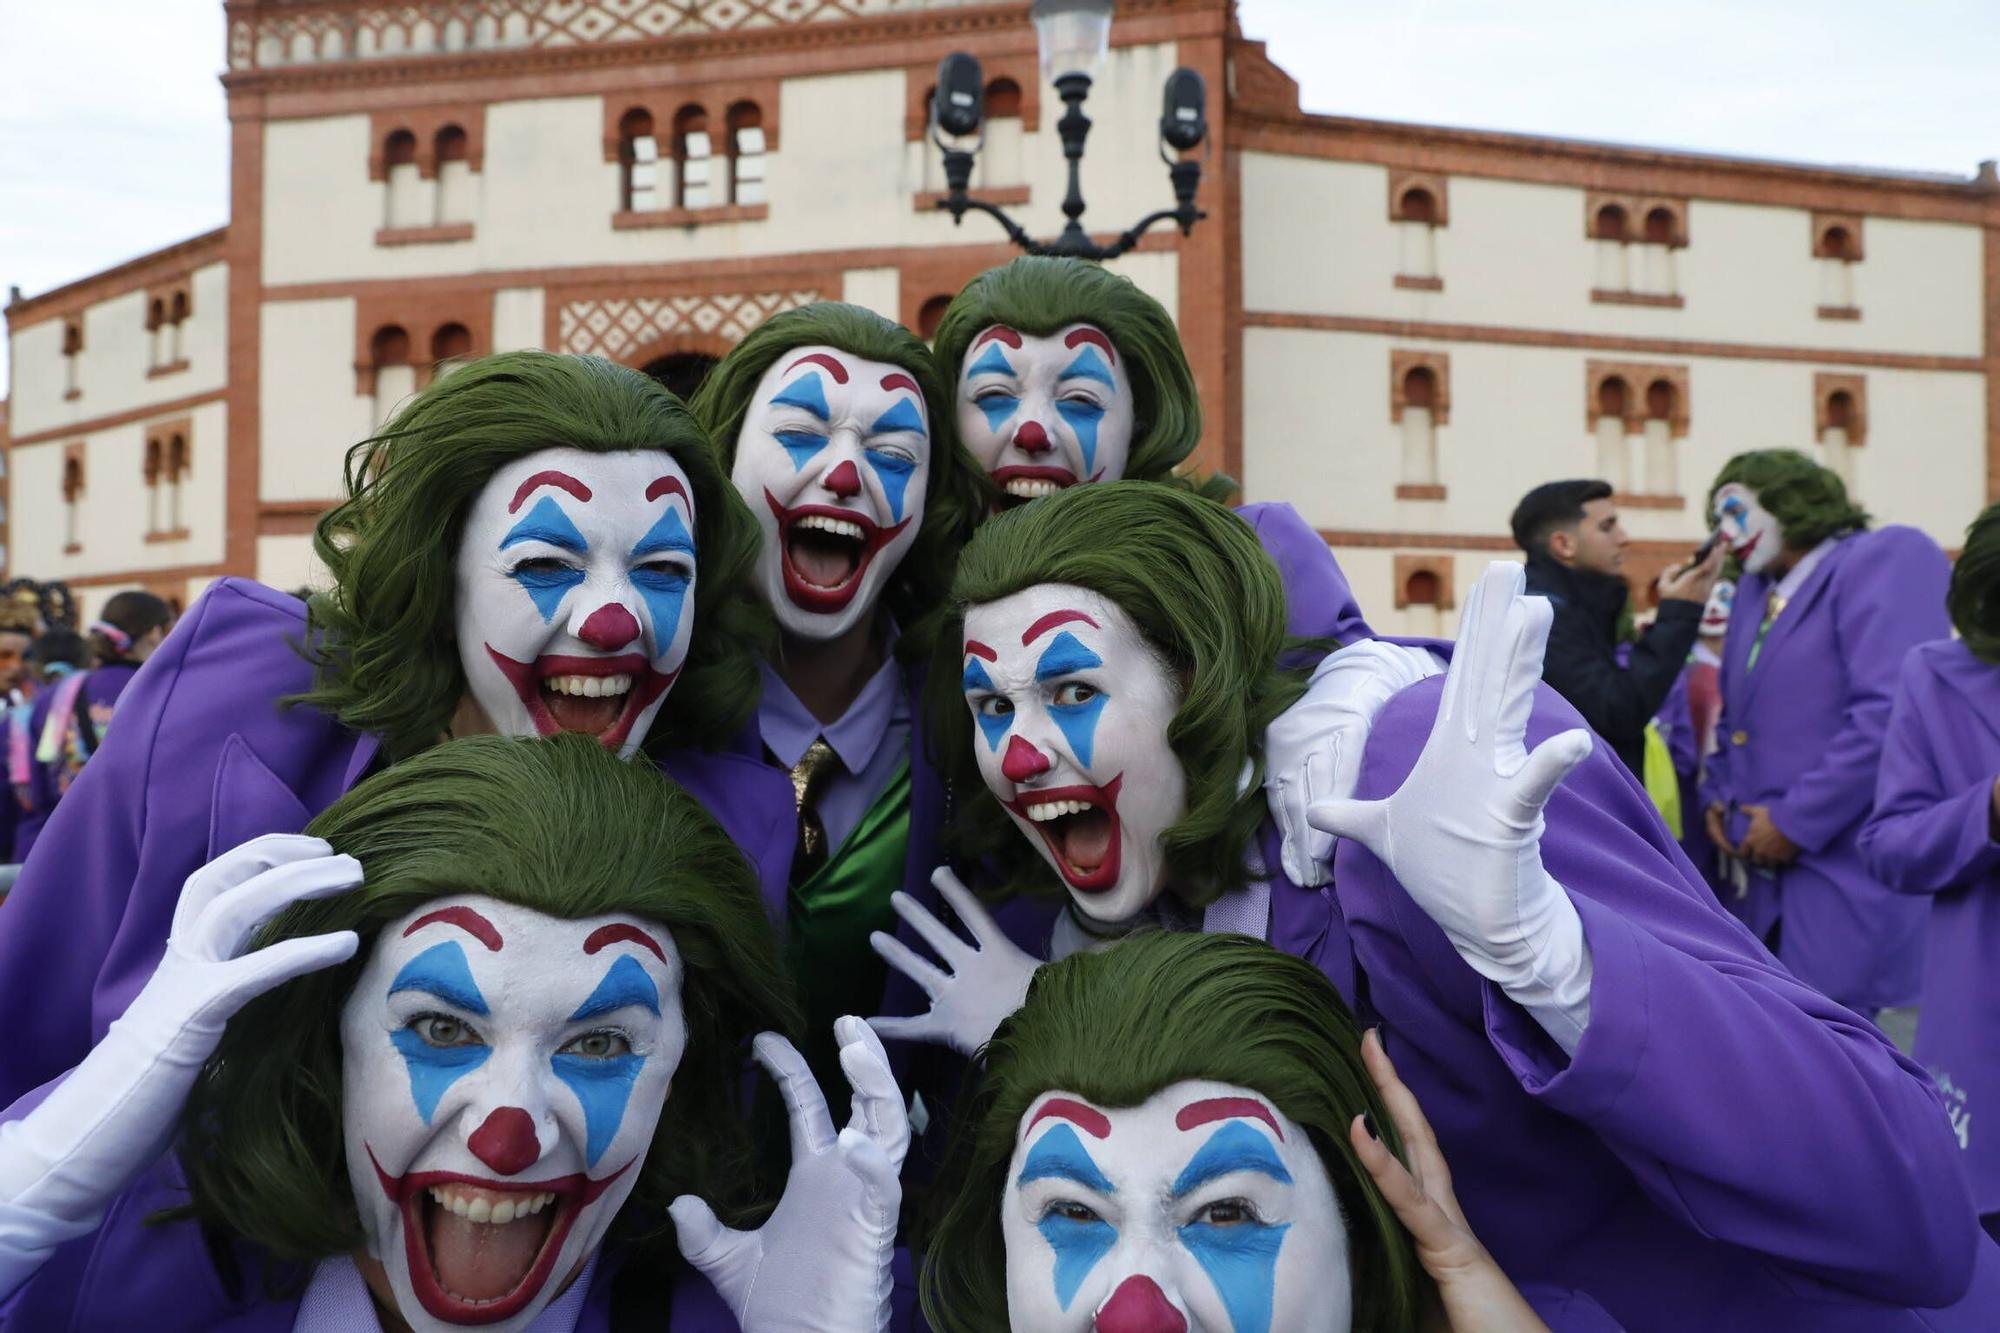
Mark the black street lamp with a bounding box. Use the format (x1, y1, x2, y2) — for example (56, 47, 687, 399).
(929, 0, 1207, 261)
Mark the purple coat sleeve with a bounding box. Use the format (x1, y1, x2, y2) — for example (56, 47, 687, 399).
(1860, 645, 2000, 892)
(1350, 674, 1980, 1306)
(1767, 527, 1950, 852)
(1235, 501, 1374, 645)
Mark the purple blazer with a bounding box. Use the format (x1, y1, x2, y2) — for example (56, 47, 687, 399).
(0, 578, 795, 1112)
(12, 660, 139, 861)
(1702, 527, 1949, 1011)
(1860, 638, 2000, 1213)
(1267, 655, 1996, 1329)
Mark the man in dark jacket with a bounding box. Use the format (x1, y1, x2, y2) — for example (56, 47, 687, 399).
(1512, 479, 1723, 776)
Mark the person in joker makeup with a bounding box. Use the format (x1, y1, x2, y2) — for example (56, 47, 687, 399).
(0, 352, 795, 1117)
(876, 482, 2000, 1331)
(922, 930, 1618, 1333)
(1699, 448, 1949, 1016)
(1859, 501, 2000, 1244)
(928, 256, 1401, 893)
(1, 734, 911, 1332)
(687, 304, 997, 1070)
(1652, 580, 1735, 911)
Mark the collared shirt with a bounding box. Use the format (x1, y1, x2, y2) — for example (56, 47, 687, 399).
(295, 1250, 599, 1331)
(1774, 536, 1839, 604)
(758, 650, 912, 856)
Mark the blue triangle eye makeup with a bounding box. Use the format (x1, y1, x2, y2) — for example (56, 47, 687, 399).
(966, 344, 1016, 380)
(502, 495, 588, 553)
(1058, 347, 1116, 388)
(771, 370, 830, 419)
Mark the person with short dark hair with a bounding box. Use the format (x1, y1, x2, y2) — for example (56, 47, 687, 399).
(1510, 479, 1722, 777)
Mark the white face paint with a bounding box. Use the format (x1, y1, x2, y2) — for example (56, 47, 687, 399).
(1700, 579, 1736, 636)
(1002, 1081, 1350, 1333)
(1711, 483, 1784, 577)
(341, 896, 685, 1332)
(731, 345, 931, 642)
(454, 448, 699, 759)
(960, 585, 1184, 925)
(958, 323, 1137, 507)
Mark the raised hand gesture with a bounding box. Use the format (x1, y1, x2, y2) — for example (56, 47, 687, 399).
(670, 1017, 909, 1333)
(866, 866, 1040, 1058)
(0, 833, 362, 1297)
(1307, 563, 1595, 1049)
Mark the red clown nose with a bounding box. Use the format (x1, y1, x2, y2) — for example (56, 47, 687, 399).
(467, 1107, 541, 1176)
(1013, 420, 1052, 454)
(1094, 1275, 1187, 1333)
(1002, 735, 1050, 782)
(578, 603, 641, 651)
(823, 459, 863, 496)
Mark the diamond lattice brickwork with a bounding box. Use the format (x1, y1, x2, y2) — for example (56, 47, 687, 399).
(557, 290, 823, 361)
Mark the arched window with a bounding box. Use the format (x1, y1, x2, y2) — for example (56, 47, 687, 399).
(1393, 555, 1454, 636)
(431, 322, 472, 380)
(383, 128, 424, 228)
(61, 450, 85, 552)
(369, 324, 415, 426)
(1815, 374, 1866, 486)
(916, 294, 952, 343)
(143, 436, 165, 536)
(1642, 379, 1678, 497)
(1643, 207, 1676, 244)
(1389, 351, 1449, 497)
(980, 77, 1025, 188)
(147, 298, 168, 369)
(1635, 205, 1681, 296)
(1593, 375, 1631, 492)
(1399, 187, 1437, 225)
(1592, 204, 1629, 243)
(61, 317, 83, 398)
(166, 432, 189, 532)
(1403, 569, 1441, 606)
(727, 101, 766, 206)
(434, 124, 472, 224)
(1592, 203, 1630, 293)
(168, 288, 190, 364)
(674, 106, 712, 210)
(1814, 215, 1863, 315)
(619, 107, 657, 211)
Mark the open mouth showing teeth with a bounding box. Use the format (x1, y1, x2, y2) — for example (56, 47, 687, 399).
(370, 1149, 633, 1326)
(1007, 776, 1123, 891)
(764, 492, 912, 615)
(483, 649, 677, 752)
(990, 465, 1089, 511)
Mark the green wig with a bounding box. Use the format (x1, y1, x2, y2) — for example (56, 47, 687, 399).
(298, 351, 768, 762)
(920, 930, 1428, 1332)
(1706, 448, 1870, 552)
(930, 256, 1231, 499)
(931, 482, 1308, 908)
(1950, 501, 2000, 663)
(688, 302, 989, 664)
(176, 733, 799, 1279)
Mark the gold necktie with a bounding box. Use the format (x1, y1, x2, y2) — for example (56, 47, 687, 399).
(788, 738, 841, 886)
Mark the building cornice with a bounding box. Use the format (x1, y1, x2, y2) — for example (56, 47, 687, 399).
(7, 228, 229, 328)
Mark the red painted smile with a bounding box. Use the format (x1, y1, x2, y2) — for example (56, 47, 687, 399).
(1732, 531, 1761, 564)
(368, 1146, 633, 1325)
(1005, 775, 1124, 892)
(482, 648, 678, 752)
(989, 464, 1106, 511)
(763, 490, 912, 615)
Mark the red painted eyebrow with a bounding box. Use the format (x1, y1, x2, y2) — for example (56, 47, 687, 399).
(508, 470, 593, 514)
(880, 372, 920, 396)
(783, 352, 850, 384)
(974, 325, 1023, 349)
(583, 922, 668, 965)
(1064, 327, 1118, 364)
(1021, 609, 1101, 645)
(645, 475, 689, 506)
(1175, 1097, 1285, 1141)
(964, 639, 997, 661)
(404, 906, 504, 952)
(1026, 1097, 1111, 1139)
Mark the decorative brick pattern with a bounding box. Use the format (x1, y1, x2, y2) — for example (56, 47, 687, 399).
(1586, 360, 1689, 436)
(556, 289, 822, 361)
(231, 0, 978, 69)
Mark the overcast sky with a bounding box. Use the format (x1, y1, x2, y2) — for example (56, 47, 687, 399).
(3, 0, 1994, 389)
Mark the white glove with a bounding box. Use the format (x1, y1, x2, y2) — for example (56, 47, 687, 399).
(1266, 640, 1444, 886)
(0, 834, 362, 1298)
(669, 1018, 908, 1333)
(1306, 563, 1597, 1054)
(866, 866, 1040, 1058)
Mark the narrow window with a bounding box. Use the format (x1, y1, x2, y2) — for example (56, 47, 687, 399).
(728, 102, 766, 206)
(1593, 376, 1631, 491)
(168, 289, 189, 364)
(981, 78, 1024, 188)
(431, 322, 472, 380)
(1642, 379, 1677, 496)
(370, 324, 415, 427)
(147, 298, 167, 369)
(383, 129, 423, 228)
(1400, 365, 1439, 487)
(434, 124, 472, 224)
(1592, 203, 1630, 293)
(675, 106, 712, 210)
(916, 294, 952, 343)
(166, 432, 189, 533)
(619, 107, 657, 211)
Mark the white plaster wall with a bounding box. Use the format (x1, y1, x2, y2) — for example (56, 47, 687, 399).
(7, 261, 229, 439)
(256, 534, 329, 592)
(492, 286, 547, 351)
(1323, 543, 1475, 638)
(841, 267, 900, 320)
(261, 45, 1186, 285)
(1240, 325, 1987, 555)
(259, 298, 375, 502)
(1239, 154, 1984, 358)
(8, 400, 227, 582)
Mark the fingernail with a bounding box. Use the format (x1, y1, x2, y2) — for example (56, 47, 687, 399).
(1363, 1113, 1381, 1140)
